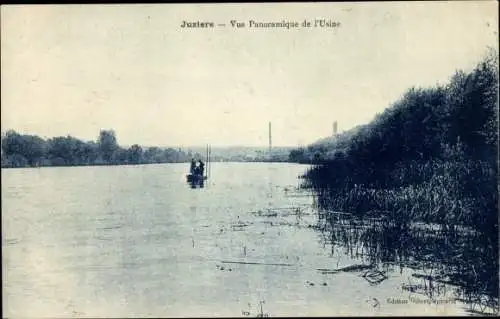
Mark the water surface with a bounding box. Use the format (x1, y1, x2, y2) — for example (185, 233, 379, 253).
(3, 163, 472, 317)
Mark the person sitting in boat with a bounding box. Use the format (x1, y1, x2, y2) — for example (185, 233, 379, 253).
(190, 158, 196, 175)
(198, 160, 205, 177)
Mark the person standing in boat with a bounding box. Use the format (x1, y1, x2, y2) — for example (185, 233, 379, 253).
(198, 160, 205, 177)
(190, 158, 196, 175)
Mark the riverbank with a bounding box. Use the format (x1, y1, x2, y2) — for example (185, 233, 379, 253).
(299, 52, 499, 312)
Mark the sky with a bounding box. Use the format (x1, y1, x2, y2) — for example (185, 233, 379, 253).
(1, 2, 498, 147)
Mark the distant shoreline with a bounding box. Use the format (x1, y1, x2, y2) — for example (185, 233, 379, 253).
(1, 130, 297, 168)
(1, 159, 307, 169)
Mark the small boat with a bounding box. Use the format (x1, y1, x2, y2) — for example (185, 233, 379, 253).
(186, 173, 207, 183)
(186, 144, 211, 186)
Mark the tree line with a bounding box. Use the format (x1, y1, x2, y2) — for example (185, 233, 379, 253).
(1, 129, 200, 168)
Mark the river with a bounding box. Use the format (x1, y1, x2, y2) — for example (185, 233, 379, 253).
(2, 163, 479, 317)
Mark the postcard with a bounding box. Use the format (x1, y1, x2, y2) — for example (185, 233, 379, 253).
(2, 2, 498, 317)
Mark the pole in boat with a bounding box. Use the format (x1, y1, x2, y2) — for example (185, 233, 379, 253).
(205, 144, 209, 180)
(204, 144, 212, 179)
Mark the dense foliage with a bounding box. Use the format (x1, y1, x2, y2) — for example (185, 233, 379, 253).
(296, 50, 498, 224)
(294, 50, 498, 298)
(1, 129, 199, 167)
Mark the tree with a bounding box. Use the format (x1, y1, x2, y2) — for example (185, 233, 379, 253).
(2, 130, 47, 166)
(289, 148, 306, 162)
(98, 130, 118, 162)
(128, 144, 143, 164)
(144, 147, 162, 163)
(112, 148, 129, 164)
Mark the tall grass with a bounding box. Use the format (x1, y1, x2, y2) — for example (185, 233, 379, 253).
(301, 50, 499, 305)
(317, 213, 498, 312)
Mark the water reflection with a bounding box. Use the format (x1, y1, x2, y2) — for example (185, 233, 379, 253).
(189, 179, 205, 189)
(313, 206, 499, 314)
